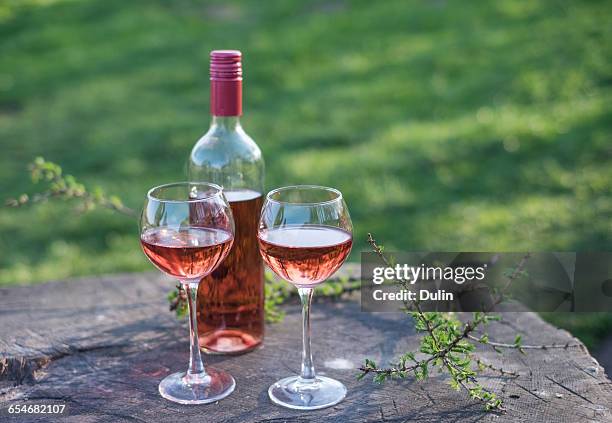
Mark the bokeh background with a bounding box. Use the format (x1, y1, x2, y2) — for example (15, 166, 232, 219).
(1, 1, 610, 357)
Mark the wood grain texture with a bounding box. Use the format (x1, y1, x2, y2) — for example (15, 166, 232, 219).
(0, 269, 611, 422)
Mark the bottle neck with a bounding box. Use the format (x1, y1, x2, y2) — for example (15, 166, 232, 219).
(211, 115, 241, 131)
(210, 79, 242, 116)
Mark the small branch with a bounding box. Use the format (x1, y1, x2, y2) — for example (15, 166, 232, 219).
(7, 187, 137, 218)
(496, 252, 531, 304)
(362, 233, 542, 412)
(5, 157, 137, 218)
(458, 379, 505, 412)
(474, 358, 518, 377)
(358, 362, 419, 376)
(468, 334, 581, 350)
(168, 284, 187, 313)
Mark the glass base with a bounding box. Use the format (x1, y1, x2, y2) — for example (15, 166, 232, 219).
(159, 368, 235, 405)
(268, 375, 347, 410)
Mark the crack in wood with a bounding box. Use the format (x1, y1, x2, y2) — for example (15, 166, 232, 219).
(513, 382, 549, 403)
(545, 375, 594, 404)
(419, 385, 436, 406)
(572, 362, 599, 380)
(379, 404, 386, 421)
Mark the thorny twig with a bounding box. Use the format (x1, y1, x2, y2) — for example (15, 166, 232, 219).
(358, 233, 579, 411)
(5, 157, 136, 217)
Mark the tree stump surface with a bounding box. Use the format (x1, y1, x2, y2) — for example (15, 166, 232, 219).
(1, 268, 611, 422)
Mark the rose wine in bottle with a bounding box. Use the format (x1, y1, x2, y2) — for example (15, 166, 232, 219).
(258, 225, 353, 287)
(188, 50, 265, 354)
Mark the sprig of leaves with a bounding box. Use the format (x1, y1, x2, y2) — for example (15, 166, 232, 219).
(358, 309, 506, 411)
(167, 283, 188, 317)
(359, 234, 581, 411)
(359, 234, 521, 411)
(6, 157, 136, 217)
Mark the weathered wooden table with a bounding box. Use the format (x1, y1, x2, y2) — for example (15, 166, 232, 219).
(1, 270, 611, 422)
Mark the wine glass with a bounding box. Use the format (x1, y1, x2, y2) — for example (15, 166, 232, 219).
(258, 185, 353, 410)
(140, 182, 235, 404)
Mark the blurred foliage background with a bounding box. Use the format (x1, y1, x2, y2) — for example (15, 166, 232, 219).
(0, 1, 610, 346)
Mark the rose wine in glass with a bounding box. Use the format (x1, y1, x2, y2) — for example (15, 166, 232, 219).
(189, 50, 265, 354)
(140, 182, 236, 405)
(258, 226, 352, 287)
(141, 228, 233, 279)
(258, 185, 353, 410)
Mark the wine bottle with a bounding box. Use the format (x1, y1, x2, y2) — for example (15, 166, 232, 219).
(188, 50, 265, 354)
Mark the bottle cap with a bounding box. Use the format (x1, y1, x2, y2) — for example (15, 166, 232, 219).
(210, 50, 242, 81)
(210, 50, 243, 116)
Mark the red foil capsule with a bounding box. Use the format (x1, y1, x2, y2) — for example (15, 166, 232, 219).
(210, 50, 242, 116)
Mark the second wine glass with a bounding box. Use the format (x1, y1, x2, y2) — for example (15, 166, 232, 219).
(257, 185, 353, 410)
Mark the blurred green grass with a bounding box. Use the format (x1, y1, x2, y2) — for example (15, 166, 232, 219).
(0, 1, 611, 343)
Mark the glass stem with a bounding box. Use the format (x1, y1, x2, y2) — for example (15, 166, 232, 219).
(184, 281, 206, 381)
(298, 287, 316, 381)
